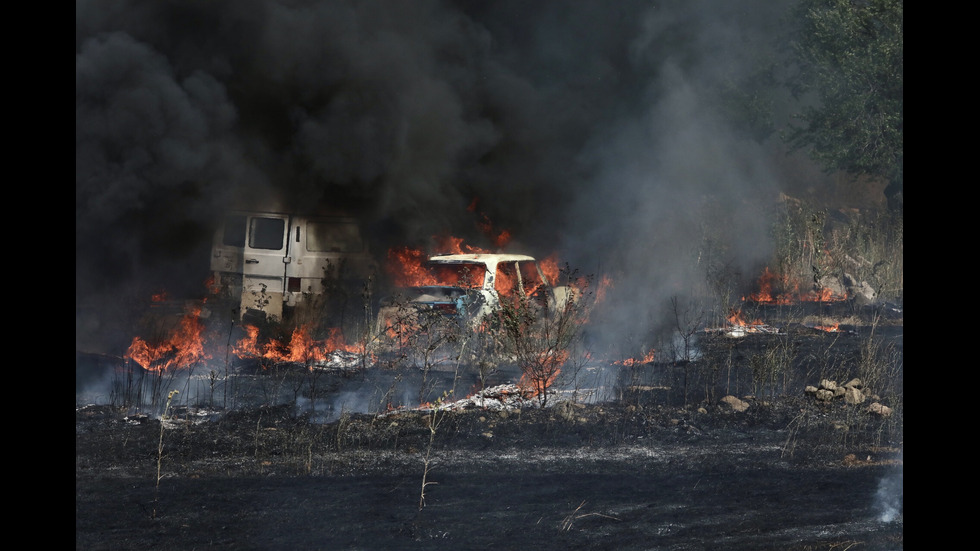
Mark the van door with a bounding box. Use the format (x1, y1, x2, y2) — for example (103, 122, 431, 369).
(241, 213, 291, 321)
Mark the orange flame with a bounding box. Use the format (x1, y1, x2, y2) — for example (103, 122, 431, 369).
(615, 349, 656, 367)
(538, 254, 560, 285)
(491, 228, 512, 249)
(595, 275, 612, 304)
(434, 234, 491, 255)
(518, 349, 568, 398)
(495, 266, 517, 297)
(205, 274, 221, 295)
(125, 305, 211, 372)
(746, 267, 792, 304)
(743, 267, 847, 304)
(518, 367, 562, 398)
(232, 324, 366, 368)
(477, 215, 511, 249)
(232, 325, 262, 357)
(468, 197, 513, 249)
(385, 247, 432, 287)
(746, 267, 848, 304)
(386, 243, 487, 288)
(802, 287, 845, 302)
(728, 308, 764, 328)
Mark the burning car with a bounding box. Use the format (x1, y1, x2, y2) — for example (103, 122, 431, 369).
(374, 253, 577, 339)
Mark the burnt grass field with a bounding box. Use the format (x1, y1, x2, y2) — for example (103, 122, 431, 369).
(76, 303, 903, 550)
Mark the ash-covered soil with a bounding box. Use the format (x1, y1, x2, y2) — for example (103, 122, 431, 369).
(76, 392, 902, 550)
(77, 302, 902, 550)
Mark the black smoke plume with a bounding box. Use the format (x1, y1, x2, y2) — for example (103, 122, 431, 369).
(77, 0, 816, 353)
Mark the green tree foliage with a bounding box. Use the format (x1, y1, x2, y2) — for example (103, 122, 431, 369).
(786, 0, 903, 207)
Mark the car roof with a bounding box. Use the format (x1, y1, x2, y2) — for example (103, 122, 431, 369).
(428, 253, 537, 264)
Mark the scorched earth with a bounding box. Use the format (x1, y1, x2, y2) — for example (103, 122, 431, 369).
(76, 308, 903, 550)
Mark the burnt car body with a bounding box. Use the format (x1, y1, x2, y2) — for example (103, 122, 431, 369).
(375, 253, 576, 339)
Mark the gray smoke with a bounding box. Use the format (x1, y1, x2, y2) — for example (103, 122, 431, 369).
(77, 0, 814, 353)
(874, 456, 903, 523)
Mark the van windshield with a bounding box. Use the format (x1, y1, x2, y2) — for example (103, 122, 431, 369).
(426, 262, 486, 289)
(395, 262, 486, 289)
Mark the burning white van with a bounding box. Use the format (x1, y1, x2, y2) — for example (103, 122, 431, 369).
(209, 211, 376, 322)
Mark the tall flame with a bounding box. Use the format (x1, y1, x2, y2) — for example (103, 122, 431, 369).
(386, 246, 433, 287)
(125, 304, 211, 372)
(385, 239, 487, 288)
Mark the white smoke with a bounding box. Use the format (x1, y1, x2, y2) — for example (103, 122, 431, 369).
(875, 456, 903, 523)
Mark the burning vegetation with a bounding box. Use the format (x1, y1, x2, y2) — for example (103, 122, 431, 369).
(231, 325, 367, 365)
(125, 303, 366, 373)
(75, 2, 904, 547)
(745, 266, 849, 304)
(114, 202, 899, 420)
(126, 303, 211, 372)
(104, 184, 901, 427)
(117, 214, 621, 415)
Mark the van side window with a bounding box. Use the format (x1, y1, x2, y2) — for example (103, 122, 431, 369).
(307, 221, 364, 252)
(249, 217, 285, 250)
(221, 215, 247, 247)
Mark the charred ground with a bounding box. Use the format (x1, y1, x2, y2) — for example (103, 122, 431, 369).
(76, 304, 903, 550)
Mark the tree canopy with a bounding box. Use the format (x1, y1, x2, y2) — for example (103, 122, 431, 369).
(786, 0, 903, 208)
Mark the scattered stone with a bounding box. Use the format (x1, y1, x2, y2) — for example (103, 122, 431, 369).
(843, 273, 877, 305)
(843, 386, 865, 404)
(816, 275, 847, 298)
(815, 389, 835, 402)
(867, 402, 893, 417)
(720, 395, 750, 412)
(809, 378, 873, 404)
